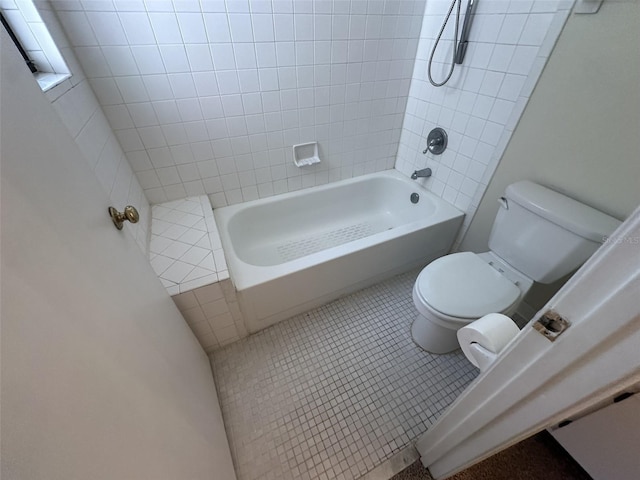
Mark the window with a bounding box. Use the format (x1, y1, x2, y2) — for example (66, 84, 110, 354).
(0, 1, 70, 91)
(1, 11, 37, 73)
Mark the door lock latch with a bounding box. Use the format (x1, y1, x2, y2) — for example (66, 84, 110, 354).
(533, 310, 570, 342)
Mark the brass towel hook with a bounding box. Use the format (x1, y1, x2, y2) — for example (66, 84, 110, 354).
(108, 205, 139, 230)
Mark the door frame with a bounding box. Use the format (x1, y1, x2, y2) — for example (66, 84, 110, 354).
(416, 205, 640, 478)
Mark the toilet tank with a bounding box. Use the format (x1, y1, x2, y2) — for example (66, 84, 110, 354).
(488, 181, 621, 284)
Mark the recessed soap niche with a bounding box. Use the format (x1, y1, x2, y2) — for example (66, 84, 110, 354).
(293, 142, 321, 167)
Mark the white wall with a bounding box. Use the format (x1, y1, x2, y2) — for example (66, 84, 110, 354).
(1, 0, 151, 253)
(396, 0, 573, 244)
(551, 393, 640, 480)
(459, 0, 640, 309)
(49, 0, 427, 207)
(1, 26, 236, 479)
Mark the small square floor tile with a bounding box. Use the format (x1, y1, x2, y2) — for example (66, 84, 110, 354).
(210, 269, 478, 480)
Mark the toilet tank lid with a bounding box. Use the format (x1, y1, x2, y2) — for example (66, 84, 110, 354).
(505, 181, 622, 243)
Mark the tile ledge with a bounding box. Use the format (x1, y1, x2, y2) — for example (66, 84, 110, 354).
(36, 72, 71, 92)
(149, 195, 229, 295)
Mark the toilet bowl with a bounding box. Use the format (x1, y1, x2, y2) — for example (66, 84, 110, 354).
(411, 251, 531, 353)
(410, 181, 621, 355)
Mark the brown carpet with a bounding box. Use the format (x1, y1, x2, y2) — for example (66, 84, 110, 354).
(391, 431, 592, 480)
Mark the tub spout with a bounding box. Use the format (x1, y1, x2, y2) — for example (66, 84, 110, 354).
(411, 168, 432, 180)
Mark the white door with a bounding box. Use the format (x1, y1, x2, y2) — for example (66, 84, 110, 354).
(415, 205, 640, 478)
(0, 32, 236, 479)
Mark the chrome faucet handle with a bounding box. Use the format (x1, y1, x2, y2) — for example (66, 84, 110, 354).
(424, 127, 448, 155)
(423, 137, 442, 154)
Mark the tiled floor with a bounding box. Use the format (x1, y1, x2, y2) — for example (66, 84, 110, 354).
(211, 269, 478, 480)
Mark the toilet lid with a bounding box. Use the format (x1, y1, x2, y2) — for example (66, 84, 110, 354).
(416, 252, 521, 319)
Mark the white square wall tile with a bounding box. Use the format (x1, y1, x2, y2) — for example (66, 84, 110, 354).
(119, 12, 156, 45)
(508, 45, 539, 75)
(176, 98, 203, 121)
(142, 75, 174, 101)
(201, 298, 229, 319)
(57, 11, 98, 46)
(176, 163, 201, 182)
(211, 43, 236, 70)
(115, 76, 149, 103)
(186, 44, 214, 71)
(90, 78, 124, 105)
(194, 282, 224, 304)
(86, 12, 127, 45)
(182, 267, 215, 283)
(497, 14, 527, 44)
(255, 43, 277, 68)
(498, 74, 526, 101)
(179, 305, 206, 324)
(130, 45, 166, 75)
(216, 71, 240, 95)
(148, 12, 183, 44)
(208, 312, 235, 330)
(190, 320, 213, 337)
(258, 68, 279, 91)
(172, 290, 199, 311)
(176, 12, 208, 43)
(137, 170, 162, 189)
(252, 13, 275, 42)
(168, 73, 197, 98)
(150, 254, 174, 275)
(273, 14, 294, 41)
(160, 45, 190, 73)
(294, 13, 313, 41)
(74, 46, 111, 77)
(203, 13, 232, 42)
(228, 13, 254, 42)
(139, 125, 169, 149)
(156, 166, 182, 186)
(213, 324, 239, 344)
(238, 69, 260, 93)
(127, 103, 158, 127)
(520, 13, 555, 46)
(489, 44, 516, 72)
(180, 245, 211, 266)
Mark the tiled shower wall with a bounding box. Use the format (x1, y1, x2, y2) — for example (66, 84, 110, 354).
(172, 280, 247, 352)
(395, 0, 573, 245)
(13, 0, 576, 259)
(2, 0, 151, 252)
(49, 0, 427, 208)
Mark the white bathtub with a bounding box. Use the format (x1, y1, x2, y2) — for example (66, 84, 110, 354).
(214, 170, 464, 333)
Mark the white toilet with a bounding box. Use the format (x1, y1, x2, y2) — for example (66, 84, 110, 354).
(411, 180, 621, 354)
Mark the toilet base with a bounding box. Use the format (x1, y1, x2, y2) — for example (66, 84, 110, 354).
(411, 313, 461, 354)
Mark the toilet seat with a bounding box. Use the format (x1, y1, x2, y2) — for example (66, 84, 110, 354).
(414, 252, 521, 319)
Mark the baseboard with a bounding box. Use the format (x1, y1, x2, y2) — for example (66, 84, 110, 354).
(359, 445, 420, 480)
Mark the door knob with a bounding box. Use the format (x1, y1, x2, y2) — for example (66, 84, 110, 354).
(108, 205, 139, 230)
